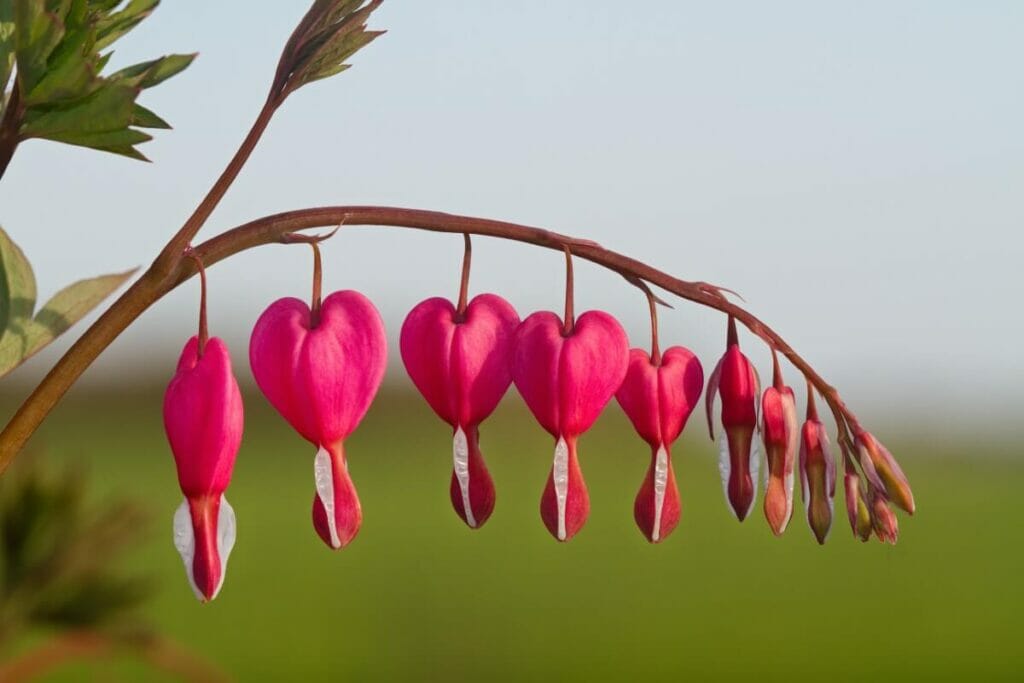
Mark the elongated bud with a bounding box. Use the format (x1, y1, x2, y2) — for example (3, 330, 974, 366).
(868, 486, 899, 544)
(760, 354, 797, 535)
(249, 291, 386, 549)
(616, 347, 703, 543)
(843, 468, 872, 542)
(400, 294, 519, 528)
(164, 336, 243, 602)
(798, 396, 836, 544)
(855, 431, 914, 514)
(513, 310, 629, 541)
(706, 318, 760, 521)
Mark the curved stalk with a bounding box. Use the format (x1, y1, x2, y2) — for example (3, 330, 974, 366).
(0, 205, 860, 471)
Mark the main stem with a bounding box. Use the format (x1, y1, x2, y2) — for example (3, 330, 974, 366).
(0, 205, 858, 471)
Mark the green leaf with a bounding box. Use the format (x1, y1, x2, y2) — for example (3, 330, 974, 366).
(1, 1, 15, 93)
(0, 227, 134, 377)
(0, 224, 37, 347)
(7, 0, 192, 162)
(110, 52, 195, 89)
(21, 80, 137, 137)
(20, 268, 135, 359)
(12, 0, 68, 93)
(130, 102, 168, 129)
(94, 0, 157, 51)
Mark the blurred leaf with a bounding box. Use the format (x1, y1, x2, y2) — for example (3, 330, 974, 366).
(0, 452, 152, 635)
(0, 223, 37, 344)
(0, 226, 133, 377)
(6, 0, 192, 161)
(20, 267, 136, 359)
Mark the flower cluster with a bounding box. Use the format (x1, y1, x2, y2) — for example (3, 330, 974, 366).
(161, 240, 914, 602)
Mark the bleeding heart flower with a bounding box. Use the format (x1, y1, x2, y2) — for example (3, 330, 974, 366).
(512, 310, 629, 541)
(400, 293, 520, 528)
(760, 353, 798, 535)
(249, 291, 386, 549)
(615, 345, 703, 543)
(164, 336, 243, 602)
(798, 389, 836, 544)
(706, 317, 761, 521)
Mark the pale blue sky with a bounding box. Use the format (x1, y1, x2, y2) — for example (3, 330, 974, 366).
(1, 2, 1021, 431)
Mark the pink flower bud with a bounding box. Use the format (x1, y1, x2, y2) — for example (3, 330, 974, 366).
(705, 318, 760, 521)
(249, 291, 386, 549)
(760, 357, 798, 535)
(400, 294, 520, 528)
(798, 396, 836, 544)
(163, 336, 243, 602)
(615, 346, 703, 543)
(868, 486, 899, 544)
(512, 310, 629, 541)
(855, 431, 914, 515)
(844, 469, 873, 542)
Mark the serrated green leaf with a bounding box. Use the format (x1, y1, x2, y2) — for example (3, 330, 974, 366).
(12, 0, 68, 93)
(94, 0, 157, 51)
(0, 225, 37, 374)
(130, 102, 167, 128)
(111, 51, 194, 89)
(23, 16, 99, 105)
(21, 80, 136, 136)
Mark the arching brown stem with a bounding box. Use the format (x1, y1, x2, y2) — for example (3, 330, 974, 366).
(0, 205, 863, 472)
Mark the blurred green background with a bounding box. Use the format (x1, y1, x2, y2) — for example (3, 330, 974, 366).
(2, 385, 1020, 681)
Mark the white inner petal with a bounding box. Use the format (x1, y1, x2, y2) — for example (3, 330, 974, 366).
(652, 444, 669, 542)
(553, 437, 569, 541)
(314, 445, 341, 549)
(453, 426, 476, 528)
(717, 434, 733, 518)
(172, 498, 202, 601)
(748, 440, 761, 519)
(213, 496, 237, 600)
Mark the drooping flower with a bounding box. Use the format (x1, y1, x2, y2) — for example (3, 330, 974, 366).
(798, 387, 836, 544)
(164, 336, 243, 602)
(512, 310, 629, 541)
(400, 293, 520, 528)
(249, 291, 386, 549)
(615, 345, 703, 543)
(760, 351, 798, 535)
(705, 317, 760, 521)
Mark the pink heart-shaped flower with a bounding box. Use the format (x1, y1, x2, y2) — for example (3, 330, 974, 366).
(512, 310, 629, 541)
(615, 346, 703, 543)
(400, 293, 519, 528)
(164, 336, 243, 602)
(249, 291, 386, 549)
